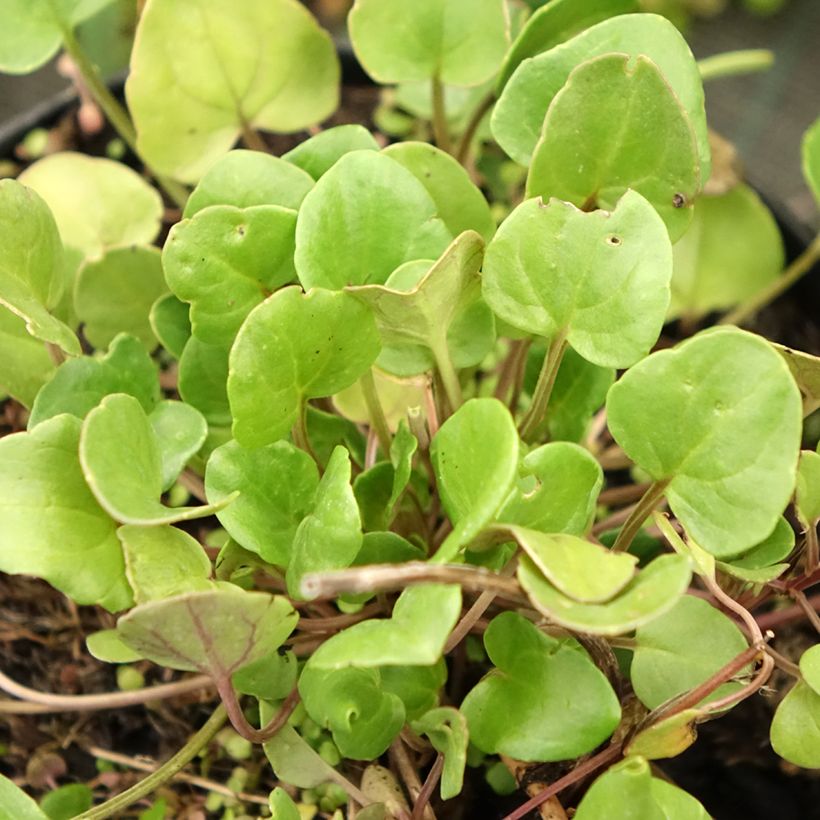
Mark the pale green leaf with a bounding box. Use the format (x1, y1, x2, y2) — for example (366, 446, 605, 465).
(0, 307, 55, 407)
(149, 400, 208, 491)
(233, 649, 297, 700)
(773, 344, 820, 413)
(771, 680, 820, 768)
(800, 645, 820, 697)
(283, 124, 380, 179)
(389, 421, 418, 510)
(262, 720, 343, 789)
(149, 294, 191, 359)
(803, 116, 820, 205)
(716, 516, 794, 584)
(411, 707, 468, 800)
(797, 450, 820, 526)
(269, 788, 300, 820)
(380, 663, 446, 721)
(0, 774, 47, 820)
(86, 629, 144, 663)
(333, 370, 427, 433)
(177, 337, 231, 426)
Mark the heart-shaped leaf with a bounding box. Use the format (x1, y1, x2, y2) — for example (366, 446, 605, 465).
(126, 0, 339, 182)
(803, 116, 820, 205)
(483, 191, 671, 367)
(494, 13, 708, 177)
(75, 246, 168, 350)
(430, 398, 519, 563)
(287, 446, 362, 598)
(411, 707, 469, 800)
(183, 150, 314, 217)
(150, 294, 191, 359)
(631, 595, 749, 710)
(29, 333, 159, 429)
(526, 54, 701, 241)
(117, 586, 297, 675)
(163, 205, 298, 347)
(0, 308, 55, 408)
(349, 0, 509, 86)
(307, 584, 462, 669)
(228, 286, 381, 447)
(205, 439, 319, 565)
(80, 393, 233, 525)
(382, 143, 495, 240)
(0, 415, 131, 611)
(669, 184, 783, 321)
(119, 524, 212, 604)
(148, 400, 208, 491)
(497, 442, 602, 535)
(518, 553, 691, 635)
(0, 180, 78, 355)
(461, 612, 620, 761)
(283, 124, 380, 179)
(770, 680, 820, 769)
(18, 152, 163, 260)
(295, 151, 452, 290)
(178, 337, 231, 426)
(606, 327, 802, 557)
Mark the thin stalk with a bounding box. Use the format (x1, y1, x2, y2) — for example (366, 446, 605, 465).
(412, 755, 444, 820)
(611, 479, 670, 552)
(240, 120, 268, 152)
(755, 593, 820, 630)
(805, 522, 819, 574)
(431, 75, 451, 154)
(391, 738, 434, 820)
(76, 704, 228, 819)
(790, 588, 820, 635)
(518, 329, 568, 441)
(720, 233, 820, 326)
(698, 49, 774, 82)
(292, 400, 321, 468)
(361, 369, 393, 457)
(431, 342, 463, 413)
(455, 91, 494, 164)
(215, 679, 300, 744)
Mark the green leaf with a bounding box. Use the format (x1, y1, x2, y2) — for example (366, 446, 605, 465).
(716, 516, 794, 584)
(526, 53, 701, 242)
(119, 524, 212, 604)
(498, 442, 603, 535)
(389, 421, 418, 511)
(18, 152, 163, 259)
(494, 13, 708, 178)
(86, 629, 144, 663)
(411, 707, 469, 800)
(75, 245, 168, 350)
(0, 0, 115, 73)
(774, 344, 820, 414)
(299, 664, 405, 759)
(228, 286, 381, 447)
(0, 414, 131, 611)
(283, 124, 380, 179)
(353, 462, 394, 533)
(0, 308, 55, 407)
(461, 612, 620, 761)
(483, 191, 671, 366)
(803, 116, 820, 205)
(632, 595, 749, 709)
(149, 294, 191, 359)
(164, 205, 298, 346)
(575, 756, 708, 820)
(430, 398, 519, 562)
(295, 151, 451, 290)
(307, 585, 462, 668)
(307, 405, 367, 469)
(349, 0, 509, 86)
(797, 450, 820, 527)
(771, 680, 820, 768)
(507, 528, 637, 603)
(333, 370, 427, 433)
(380, 663, 446, 721)
(262, 721, 342, 789)
(233, 648, 297, 700)
(383, 142, 495, 240)
(0, 774, 47, 820)
(348, 232, 492, 387)
(625, 709, 701, 760)
(39, 783, 93, 820)
(0, 179, 79, 355)
(519, 553, 691, 635)
(269, 787, 300, 820)
(117, 586, 297, 674)
(669, 184, 784, 321)
(287, 446, 361, 597)
(126, 0, 340, 182)
(80, 393, 233, 525)
(606, 327, 803, 557)
(800, 645, 820, 696)
(178, 337, 232, 426)
(30, 333, 159, 429)
(205, 439, 319, 565)
(497, 0, 636, 88)
(183, 150, 314, 217)
(149, 400, 208, 491)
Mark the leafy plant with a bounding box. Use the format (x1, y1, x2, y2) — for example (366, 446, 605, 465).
(0, 0, 819, 818)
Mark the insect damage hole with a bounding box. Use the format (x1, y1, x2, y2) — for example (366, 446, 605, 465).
(605, 234, 622, 246)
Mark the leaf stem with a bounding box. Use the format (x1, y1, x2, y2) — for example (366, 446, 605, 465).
(215, 679, 300, 743)
(455, 91, 495, 164)
(610, 479, 670, 552)
(76, 704, 227, 819)
(360, 369, 393, 457)
(58, 22, 189, 209)
(431, 75, 452, 154)
(518, 329, 568, 441)
(789, 588, 820, 635)
(240, 119, 268, 152)
(431, 342, 463, 413)
(720, 232, 820, 327)
(804, 522, 819, 574)
(697, 49, 774, 82)
(292, 400, 321, 468)
(412, 754, 444, 820)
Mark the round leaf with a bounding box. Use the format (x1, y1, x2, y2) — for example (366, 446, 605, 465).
(149, 400, 208, 491)
(283, 124, 380, 179)
(771, 681, 820, 769)
(526, 53, 701, 241)
(461, 612, 620, 761)
(606, 327, 803, 557)
(0, 307, 55, 408)
(348, 0, 509, 86)
(227, 286, 381, 447)
(178, 337, 231, 426)
(800, 645, 820, 697)
(483, 190, 671, 366)
(127, 0, 340, 182)
(149, 294, 191, 359)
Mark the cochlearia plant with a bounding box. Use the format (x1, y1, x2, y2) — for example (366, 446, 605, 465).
(0, 0, 820, 818)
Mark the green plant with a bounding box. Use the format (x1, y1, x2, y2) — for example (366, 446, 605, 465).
(0, 0, 819, 818)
